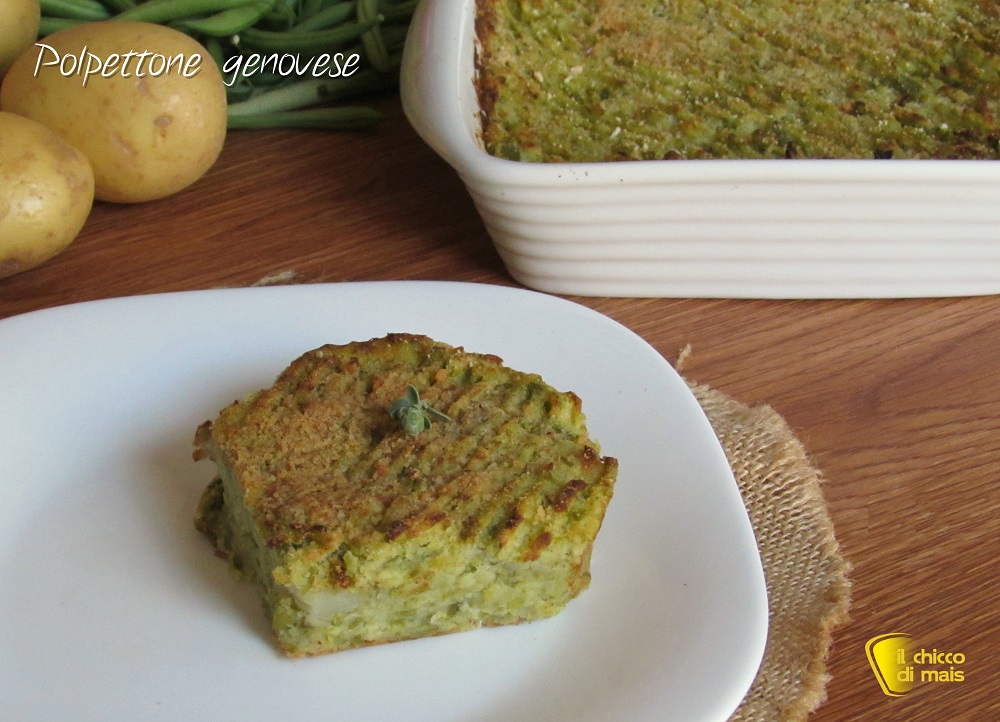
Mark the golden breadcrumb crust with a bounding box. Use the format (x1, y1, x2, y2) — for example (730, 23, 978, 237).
(194, 334, 617, 655)
(196, 333, 615, 554)
(476, 0, 1000, 160)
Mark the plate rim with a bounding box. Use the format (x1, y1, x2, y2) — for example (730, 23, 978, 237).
(0, 280, 768, 721)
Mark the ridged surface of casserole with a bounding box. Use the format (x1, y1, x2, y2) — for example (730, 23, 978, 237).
(476, 0, 1000, 160)
(194, 333, 617, 657)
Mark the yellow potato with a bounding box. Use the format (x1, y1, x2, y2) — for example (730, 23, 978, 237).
(0, 0, 39, 80)
(0, 112, 95, 279)
(0, 21, 227, 203)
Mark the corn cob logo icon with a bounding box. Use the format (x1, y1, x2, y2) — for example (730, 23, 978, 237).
(866, 633, 914, 696)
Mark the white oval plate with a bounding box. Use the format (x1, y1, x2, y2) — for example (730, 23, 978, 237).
(0, 282, 766, 722)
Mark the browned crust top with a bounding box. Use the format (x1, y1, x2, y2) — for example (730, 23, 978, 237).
(195, 334, 617, 553)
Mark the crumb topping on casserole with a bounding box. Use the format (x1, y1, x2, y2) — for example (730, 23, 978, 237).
(194, 334, 617, 656)
(476, 0, 1000, 160)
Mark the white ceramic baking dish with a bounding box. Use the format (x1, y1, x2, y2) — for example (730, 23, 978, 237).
(399, 0, 1000, 298)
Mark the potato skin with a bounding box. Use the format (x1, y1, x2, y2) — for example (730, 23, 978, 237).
(0, 0, 39, 80)
(0, 112, 95, 279)
(0, 21, 227, 203)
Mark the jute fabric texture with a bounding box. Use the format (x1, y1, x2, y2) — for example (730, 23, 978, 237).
(689, 384, 852, 722)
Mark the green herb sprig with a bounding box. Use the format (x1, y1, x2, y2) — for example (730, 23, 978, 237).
(390, 385, 450, 437)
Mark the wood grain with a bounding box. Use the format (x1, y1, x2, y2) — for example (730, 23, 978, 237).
(2, 97, 998, 720)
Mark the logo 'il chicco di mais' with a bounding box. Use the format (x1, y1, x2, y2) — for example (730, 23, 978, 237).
(866, 633, 967, 696)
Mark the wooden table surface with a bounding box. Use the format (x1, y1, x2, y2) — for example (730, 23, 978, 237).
(2, 97, 998, 720)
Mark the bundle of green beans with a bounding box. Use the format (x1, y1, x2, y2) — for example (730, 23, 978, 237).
(37, 0, 419, 130)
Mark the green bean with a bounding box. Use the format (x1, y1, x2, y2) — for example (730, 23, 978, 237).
(226, 106, 383, 130)
(175, 0, 277, 36)
(262, 0, 298, 29)
(226, 67, 395, 115)
(225, 83, 255, 102)
(226, 78, 337, 116)
(379, 23, 409, 50)
(299, 0, 325, 15)
(237, 19, 379, 53)
(356, 0, 389, 73)
(38, 17, 86, 35)
(201, 35, 227, 71)
(102, 0, 137, 10)
(226, 70, 294, 88)
(380, 0, 416, 23)
(291, 1, 355, 32)
(39, 0, 111, 21)
(115, 0, 260, 24)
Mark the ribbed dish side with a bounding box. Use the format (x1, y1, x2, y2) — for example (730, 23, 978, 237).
(462, 178, 1000, 298)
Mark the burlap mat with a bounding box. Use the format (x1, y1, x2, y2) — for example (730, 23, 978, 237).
(687, 381, 852, 722)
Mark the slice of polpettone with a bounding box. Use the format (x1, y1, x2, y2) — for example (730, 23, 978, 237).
(194, 333, 617, 657)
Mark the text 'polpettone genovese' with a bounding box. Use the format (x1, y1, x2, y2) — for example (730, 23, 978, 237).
(31, 43, 204, 87)
(29, 43, 362, 89)
(221, 51, 361, 87)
